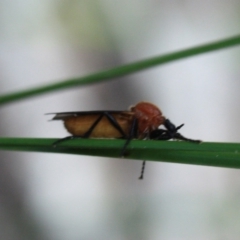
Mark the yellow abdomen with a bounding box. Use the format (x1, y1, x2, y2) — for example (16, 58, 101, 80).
(64, 113, 133, 138)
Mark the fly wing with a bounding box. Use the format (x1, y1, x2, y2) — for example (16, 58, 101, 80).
(47, 111, 132, 120)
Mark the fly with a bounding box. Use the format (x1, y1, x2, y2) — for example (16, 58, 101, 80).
(48, 102, 201, 179)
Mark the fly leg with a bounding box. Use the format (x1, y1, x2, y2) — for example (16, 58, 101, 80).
(173, 133, 201, 143)
(102, 115, 146, 179)
(103, 112, 128, 138)
(83, 111, 134, 155)
(149, 129, 172, 140)
(163, 119, 201, 143)
(138, 161, 146, 180)
(149, 119, 201, 147)
(82, 113, 105, 138)
(73, 111, 128, 138)
(116, 118, 146, 180)
(52, 113, 105, 146)
(120, 118, 138, 157)
(52, 136, 82, 146)
(102, 112, 137, 157)
(53, 112, 129, 147)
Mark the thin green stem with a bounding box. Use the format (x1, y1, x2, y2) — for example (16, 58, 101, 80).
(1, 34, 240, 105)
(0, 138, 240, 169)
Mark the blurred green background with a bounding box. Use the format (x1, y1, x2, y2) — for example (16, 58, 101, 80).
(1, 0, 240, 239)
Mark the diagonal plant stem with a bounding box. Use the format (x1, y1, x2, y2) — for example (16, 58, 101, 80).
(1, 34, 240, 105)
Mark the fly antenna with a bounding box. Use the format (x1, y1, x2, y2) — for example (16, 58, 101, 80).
(138, 161, 146, 180)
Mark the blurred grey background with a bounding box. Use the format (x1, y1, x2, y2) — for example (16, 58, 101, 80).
(1, 0, 240, 239)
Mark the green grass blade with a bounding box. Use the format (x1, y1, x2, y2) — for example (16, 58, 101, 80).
(1, 34, 240, 105)
(0, 138, 240, 169)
